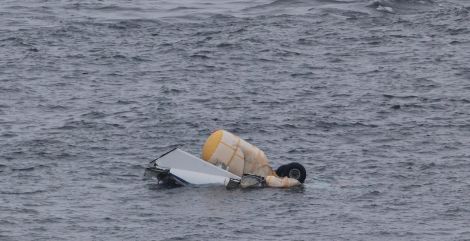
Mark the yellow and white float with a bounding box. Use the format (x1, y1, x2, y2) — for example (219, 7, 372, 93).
(202, 130, 304, 188)
(145, 130, 306, 188)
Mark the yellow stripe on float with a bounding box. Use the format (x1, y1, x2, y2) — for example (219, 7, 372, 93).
(202, 130, 223, 161)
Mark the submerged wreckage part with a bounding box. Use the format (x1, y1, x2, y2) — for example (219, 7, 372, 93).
(144, 166, 184, 187)
(145, 148, 241, 187)
(240, 175, 265, 188)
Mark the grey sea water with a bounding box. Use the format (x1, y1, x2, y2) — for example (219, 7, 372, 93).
(1, 0, 470, 240)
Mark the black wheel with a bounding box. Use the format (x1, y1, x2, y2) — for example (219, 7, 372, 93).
(276, 162, 306, 183)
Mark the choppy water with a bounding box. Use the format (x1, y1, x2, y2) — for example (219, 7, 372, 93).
(1, 0, 470, 240)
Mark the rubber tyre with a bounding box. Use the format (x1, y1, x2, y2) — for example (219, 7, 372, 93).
(275, 162, 306, 183)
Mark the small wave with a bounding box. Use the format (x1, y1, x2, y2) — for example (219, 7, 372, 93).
(10, 166, 36, 172)
(63, 3, 145, 12)
(354, 190, 383, 200)
(168, 6, 201, 12)
(38, 104, 69, 111)
(55, 120, 97, 130)
(189, 54, 210, 59)
(263, 0, 306, 7)
(208, 13, 237, 20)
(383, 94, 419, 100)
(315, 120, 378, 129)
(108, 21, 142, 30)
(420, 162, 436, 170)
(244, 0, 306, 11)
(0, 189, 46, 195)
(0, 164, 7, 173)
(116, 100, 138, 105)
(367, 0, 435, 14)
(449, 98, 470, 104)
(445, 207, 470, 217)
(400, 184, 422, 191)
(0, 86, 23, 93)
(1, 132, 17, 138)
(307, 179, 332, 189)
(216, 42, 237, 48)
(161, 86, 186, 94)
(95, 5, 145, 12)
(81, 110, 107, 119)
(446, 27, 469, 36)
(20, 138, 63, 148)
(0, 36, 33, 47)
(10, 163, 54, 172)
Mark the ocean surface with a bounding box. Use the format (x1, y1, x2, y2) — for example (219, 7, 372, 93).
(1, 0, 470, 240)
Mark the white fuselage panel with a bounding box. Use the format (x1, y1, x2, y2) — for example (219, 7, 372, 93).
(155, 149, 240, 185)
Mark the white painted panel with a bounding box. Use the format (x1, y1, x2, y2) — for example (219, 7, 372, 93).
(156, 149, 240, 180)
(170, 168, 230, 185)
